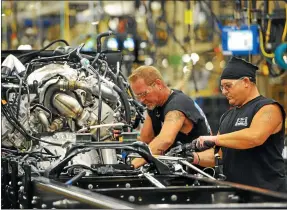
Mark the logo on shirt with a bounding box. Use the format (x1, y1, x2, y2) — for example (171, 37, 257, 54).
(235, 117, 248, 126)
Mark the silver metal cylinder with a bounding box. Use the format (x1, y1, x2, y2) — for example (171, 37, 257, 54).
(100, 149, 117, 164)
(52, 93, 83, 119)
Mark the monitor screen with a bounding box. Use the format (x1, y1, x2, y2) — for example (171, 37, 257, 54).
(227, 30, 253, 51)
(221, 24, 259, 56)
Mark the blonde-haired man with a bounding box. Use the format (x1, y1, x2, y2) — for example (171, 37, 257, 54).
(128, 65, 211, 168)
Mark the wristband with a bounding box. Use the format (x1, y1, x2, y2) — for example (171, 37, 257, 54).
(193, 152, 200, 165)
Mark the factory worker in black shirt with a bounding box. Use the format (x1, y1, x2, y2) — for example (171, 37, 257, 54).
(190, 57, 286, 192)
(128, 65, 211, 168)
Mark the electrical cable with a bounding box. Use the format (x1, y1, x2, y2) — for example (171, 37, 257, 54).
(96, 59, 133, 125)
(259, 26, 275, 58)
(265, 19, 272, 44)
(65, 171, 86, 185)
(117, 76, 132, 124)
(93, 66, 103, 142)
(2, 103, 62, 146)
(202, 167, 216, 178)
(15, 74, 23, 119)
(18, 39, 69, 60)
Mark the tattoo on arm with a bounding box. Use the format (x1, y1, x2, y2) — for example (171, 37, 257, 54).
(165, 111, 184, 123)
(261, 109, 273, 123)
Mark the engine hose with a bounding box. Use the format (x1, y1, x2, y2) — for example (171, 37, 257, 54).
(119, 71, 129, 84)
(18, 39, 70, 63)
(117, 76, 131, 125)
(274, 43, 287, 70)
(2, 106, 29, 139)
(2, 105, 37, 149)
(2, 104, 62, 146)
(128, 85, 136, 98)
(119, 71, 137, 99)
(96, 70, 102, 142)
(265, 58, 285, 77)
(5, 88, 18, 121)
(14, 74, 23, 119)
(65, 171, 86, 185)
(97, 59, 120, 91)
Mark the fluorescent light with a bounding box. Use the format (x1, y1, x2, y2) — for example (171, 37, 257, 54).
(91, 21, 99, 25)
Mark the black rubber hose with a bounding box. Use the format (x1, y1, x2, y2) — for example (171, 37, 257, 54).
(45, 148, 92, 177)
(117, 72, 144, 127)
(15, 74, 23, 119)
(95, 69, 103, 142)
(119, 70, 138, 100)
(2, 104, 62, 146)
(18, 39, 69, 60)
(65, 171, 86, 185)
(2, 106, 29, 137)
(117, 76, 131, 125)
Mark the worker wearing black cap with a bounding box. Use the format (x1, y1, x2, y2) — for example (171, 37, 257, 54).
(189, 57, 287, 192)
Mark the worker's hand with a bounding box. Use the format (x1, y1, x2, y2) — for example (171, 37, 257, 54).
(193, 136, 218, 151)
(185, 151, 200, 165)
(131, 158, 147, 169)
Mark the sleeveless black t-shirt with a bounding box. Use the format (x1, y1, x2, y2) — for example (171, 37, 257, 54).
(219, 95, 286, 192)
(148, 89, 211, 148)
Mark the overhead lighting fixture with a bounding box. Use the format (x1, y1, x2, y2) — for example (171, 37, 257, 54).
(190, 53, 199, 64)
(162, 58, 169, 68)
(91, 21, 99, 25)
(182, 54, 191, 63)
(205, 62, 214, 71)
(145, 57, 153, 66)
(108, 18, 119, 30)
(29, 4, 35, 9)
(151, 1, 161, 11)
(140, 42, 147, 49)
(103, 2, 134, 16)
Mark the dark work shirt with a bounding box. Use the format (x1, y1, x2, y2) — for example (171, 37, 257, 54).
(148, 89, 211, 149)
(219, 95, 286, 192)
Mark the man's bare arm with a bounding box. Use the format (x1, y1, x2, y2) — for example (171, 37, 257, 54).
(149, 110, 186, 154)
(217, 104, 283, 149)
(197, 132, 222, 167)
(139, 113, 155, 144)
(132, 110, 186, 168)
(197, 148, 216, 167)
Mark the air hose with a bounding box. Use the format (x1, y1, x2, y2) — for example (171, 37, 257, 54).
(274, 43, 287, 70)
